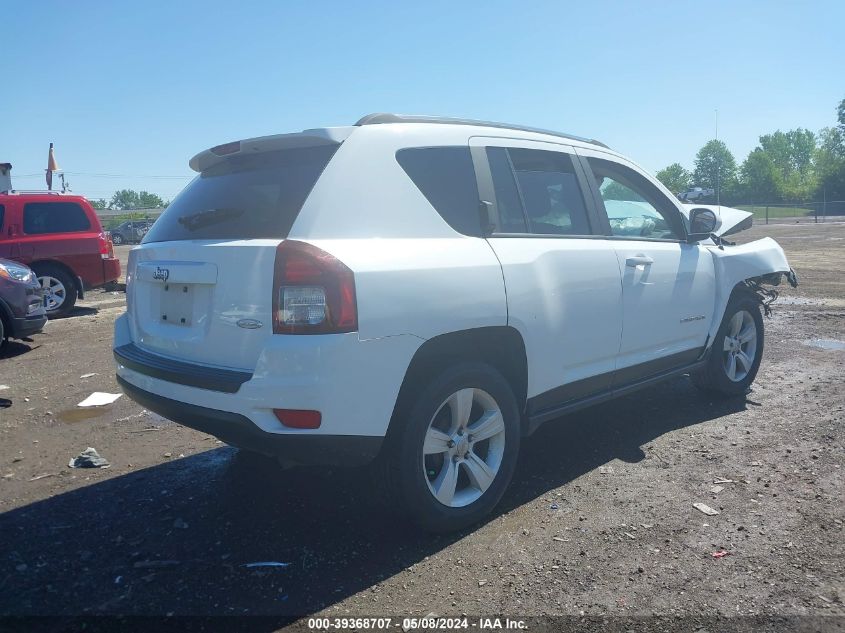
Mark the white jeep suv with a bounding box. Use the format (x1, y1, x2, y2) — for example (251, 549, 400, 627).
(114, 114, 796, 532)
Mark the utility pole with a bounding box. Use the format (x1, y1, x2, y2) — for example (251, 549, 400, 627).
(715, 109, 720, 207)
(823, 187, 827, 223)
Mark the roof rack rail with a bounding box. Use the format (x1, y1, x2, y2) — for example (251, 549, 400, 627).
(354, 113, 609, 149)
(1, 189, 68, 195)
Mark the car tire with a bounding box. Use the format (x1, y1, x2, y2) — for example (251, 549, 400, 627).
(112, 233, 124, 245)
(691, 292, 764, 397)
(32, 264, 78, 317)
(377, 362, 521, 533)
(0, 314, 6, 349)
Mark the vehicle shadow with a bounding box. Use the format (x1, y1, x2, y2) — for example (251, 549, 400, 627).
(0, 340, 40, 359)
(0, 376, 746, 624)
(503, 376, 747, 512)
(48, 306, 99, 320)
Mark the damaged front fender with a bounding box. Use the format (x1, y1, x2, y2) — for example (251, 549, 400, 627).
(707, 237, 797, 341)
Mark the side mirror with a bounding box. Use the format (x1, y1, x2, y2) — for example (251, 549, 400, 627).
(687, 207, 717, 243)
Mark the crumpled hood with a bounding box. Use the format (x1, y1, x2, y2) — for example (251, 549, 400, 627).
(680, 204, 753, 237)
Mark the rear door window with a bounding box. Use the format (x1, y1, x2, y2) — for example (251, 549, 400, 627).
(143, 145, 338, 243)
(23, 202, 91, 234)
(0, 205, 4, 231)
(487, 147, 591, 236)
(396, 147, 481, 236)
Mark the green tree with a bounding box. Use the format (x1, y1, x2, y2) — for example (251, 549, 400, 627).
(838, 97, 845, 131)
(110, 189, 140, 210)
(815, 128, 845, 199)
(600, 181, 640, 201)
(758, 128, 817, 199)
(740, 149, 781, 202)
(693, 140, 738, 197)
(90, 198, 108, 210)
(137, 191, 166, 208)
(655, 163, 691, 194)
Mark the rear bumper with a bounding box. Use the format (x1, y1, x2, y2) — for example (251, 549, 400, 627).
(113, 313, 422, 444)
(102, 258, 121, 284)
(116, 375, 382, 466)
(114, 342, 251, 393)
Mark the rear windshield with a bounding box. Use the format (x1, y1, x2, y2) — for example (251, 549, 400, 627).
(143, 145, 338, 243)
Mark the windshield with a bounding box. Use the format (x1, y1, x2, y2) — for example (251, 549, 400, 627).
(143, 144, 337, 243)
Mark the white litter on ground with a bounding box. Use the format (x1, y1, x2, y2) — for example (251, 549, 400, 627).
(80, 373, 98, 379)
(693, 502, 721, 516)
(77, 392, 122, 407)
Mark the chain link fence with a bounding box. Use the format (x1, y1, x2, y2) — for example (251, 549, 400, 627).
(95, 207, 165, 231)
(732, 201, 845, 224)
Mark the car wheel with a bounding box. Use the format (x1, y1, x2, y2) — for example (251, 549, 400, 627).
(33, 265, 78, 317)
(112, 233, 124, 245)
(378, 362, 521, 532)
(691, 293, 764, 396)
(0, 314, 6, 349)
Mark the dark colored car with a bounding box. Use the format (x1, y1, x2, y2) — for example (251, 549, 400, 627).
(109, 219, 154, 245)
(0, 258, 46, 347)
(0, 191, 121, 316)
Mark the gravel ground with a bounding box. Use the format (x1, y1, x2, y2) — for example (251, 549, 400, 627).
(0, 224, 843, 631)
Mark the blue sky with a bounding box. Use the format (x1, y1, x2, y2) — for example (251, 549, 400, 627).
(3, 0, 843, 202)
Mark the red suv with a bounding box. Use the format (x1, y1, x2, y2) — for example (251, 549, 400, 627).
(0, 191, 121, 316)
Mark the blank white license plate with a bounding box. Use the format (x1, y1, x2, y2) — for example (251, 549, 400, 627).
(160, 283, 194, 326)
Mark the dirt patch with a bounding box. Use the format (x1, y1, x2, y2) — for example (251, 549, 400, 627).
(0, 227, 843, 629)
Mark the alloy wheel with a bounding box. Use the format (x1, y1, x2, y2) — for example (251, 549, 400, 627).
(39, 275, 67, 312)
(722, 310, 758, 382)
(423, 388, 506, 508)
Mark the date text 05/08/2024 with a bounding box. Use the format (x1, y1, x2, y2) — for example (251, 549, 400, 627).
(306, 617, 527, 630)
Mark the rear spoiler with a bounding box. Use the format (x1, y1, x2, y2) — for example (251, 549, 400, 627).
(189, 127, 355, 173)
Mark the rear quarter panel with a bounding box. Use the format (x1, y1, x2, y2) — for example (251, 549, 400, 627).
(26, 233, 106, 286)
(289, 125, 509, 342)
(307, 237, 508, 342)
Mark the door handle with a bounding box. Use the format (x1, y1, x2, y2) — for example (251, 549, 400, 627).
(625, 255, 654, 267)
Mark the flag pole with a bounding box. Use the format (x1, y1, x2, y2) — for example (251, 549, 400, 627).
(46, 142, 60, 191)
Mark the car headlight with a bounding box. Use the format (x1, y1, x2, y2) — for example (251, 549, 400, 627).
(0, 261, 36, 283)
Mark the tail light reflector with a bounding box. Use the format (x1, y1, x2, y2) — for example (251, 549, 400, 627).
(272, 240, 357, 334)
(273, 409, 322, 429)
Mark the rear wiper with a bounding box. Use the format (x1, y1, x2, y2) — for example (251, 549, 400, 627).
(177, 208, 244, 232)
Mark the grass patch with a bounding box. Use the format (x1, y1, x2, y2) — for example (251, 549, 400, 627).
(736, 205, 815, 219)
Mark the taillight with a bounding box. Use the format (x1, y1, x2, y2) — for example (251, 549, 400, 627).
(272, 240, 357, 334)
(98, 232, 115, 259)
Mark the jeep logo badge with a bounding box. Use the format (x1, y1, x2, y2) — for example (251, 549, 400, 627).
(152, 267, 170, 282)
